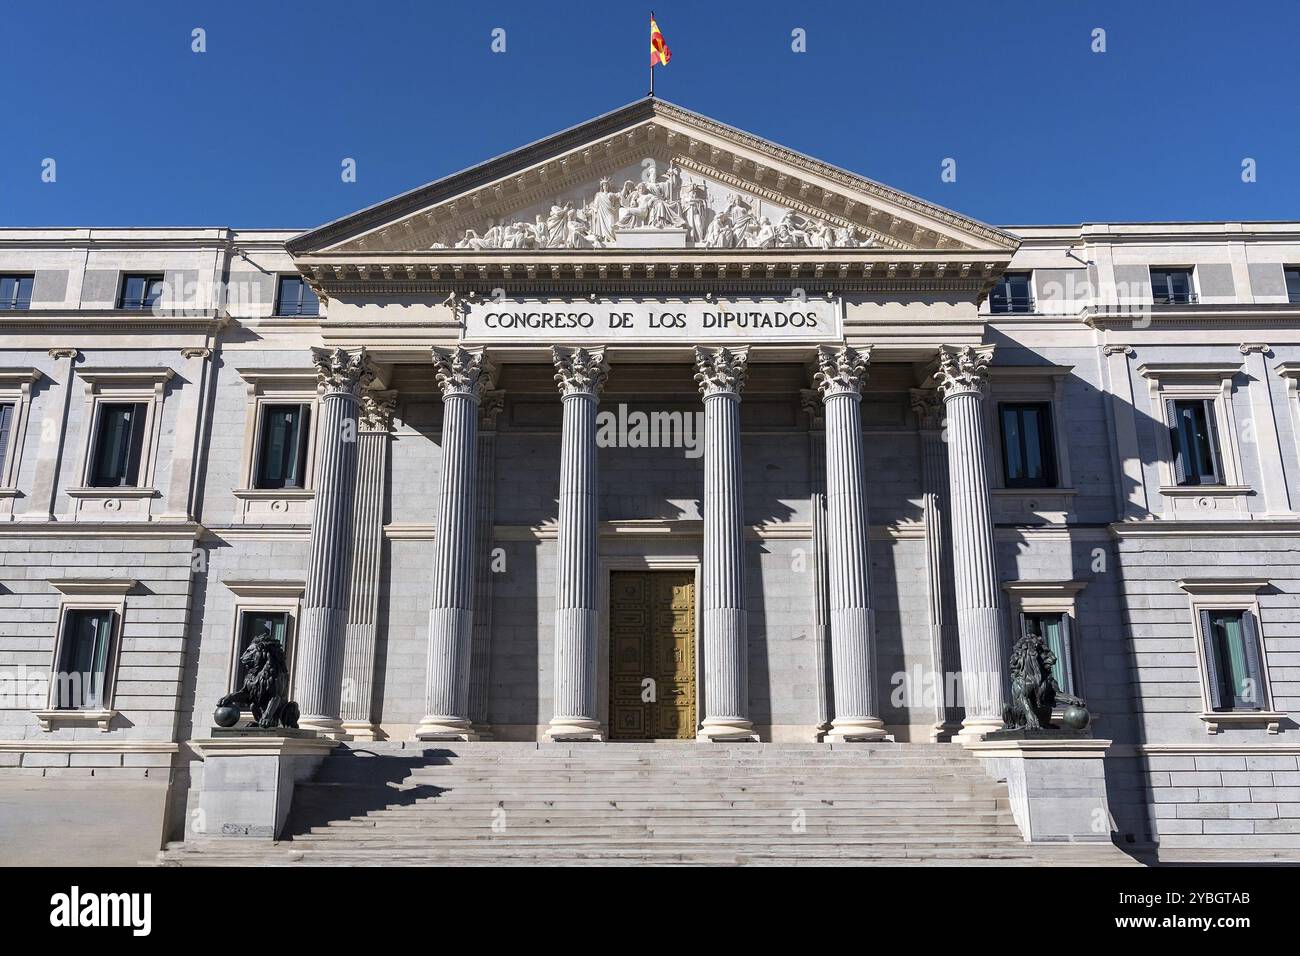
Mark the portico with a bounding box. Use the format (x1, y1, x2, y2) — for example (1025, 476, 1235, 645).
(280, 97, 1020, 744)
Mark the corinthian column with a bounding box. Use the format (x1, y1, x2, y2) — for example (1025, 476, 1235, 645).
(547, 346, 609, 740)
(418, 346, 494, 740)
(934, 345, 1009, 740)
(816, 346, 887, 742)
(694, 346, 756, 741)
(340, 388, 396, 740)
(296, 347, 373, 736)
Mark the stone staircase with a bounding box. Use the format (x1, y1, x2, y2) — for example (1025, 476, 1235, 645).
(156, 741, 1139, 866)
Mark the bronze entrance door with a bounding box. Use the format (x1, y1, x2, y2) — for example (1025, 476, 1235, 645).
(608, 570, 697, 740)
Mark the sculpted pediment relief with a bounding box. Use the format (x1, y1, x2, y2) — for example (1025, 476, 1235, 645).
(292, 99, 1016, 258)
(442, 160, 878, 252)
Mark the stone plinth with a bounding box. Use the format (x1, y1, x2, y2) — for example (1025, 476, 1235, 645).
(190, 731, 338, 840)
(966, 735, 1114, 844)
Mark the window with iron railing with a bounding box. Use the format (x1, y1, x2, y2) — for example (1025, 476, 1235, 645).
(118, 274, 165, 310)
(989, 272, 1034, 314)
(1150, 268, 1197, 305)
(274, 275, 320, 316)
(0, 275, 34, 310)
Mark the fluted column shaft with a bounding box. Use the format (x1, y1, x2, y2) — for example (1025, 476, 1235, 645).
(802, 390, 833, 736)
(912, 388, 963, 741)
(816, 346, 886, 742)
(694, 347, 754, 741)
(548, 347, 608, 740)
(340, 390, 395, 739)
(936, 345, 1009, 740)
(418, 347, 492, 740)
(296, 348, 371, 735)
(469, 391, 503, 736)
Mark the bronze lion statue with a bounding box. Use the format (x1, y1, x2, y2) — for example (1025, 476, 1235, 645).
(216, 631, 300, 729)
(1003, 631, 1085, 731)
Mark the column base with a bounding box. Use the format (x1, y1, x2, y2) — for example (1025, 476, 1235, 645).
(415, 716, 480, 741)
(340, 720, 384, 741)
(546, 717, 603, 741)
(295, 716, 352, 740)
(929, 720, 963, 743)
(697, 717, 759, 742)
(825, 716, 888, 742)
(955, 715, 1006, 745)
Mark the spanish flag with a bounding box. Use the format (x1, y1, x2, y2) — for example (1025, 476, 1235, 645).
(650, 15, 671, 67)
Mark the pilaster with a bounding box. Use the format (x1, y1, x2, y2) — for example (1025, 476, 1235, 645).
(340, 388, 396, 740)
(911, 386, 962, 741)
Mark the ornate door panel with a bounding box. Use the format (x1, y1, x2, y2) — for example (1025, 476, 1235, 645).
(608, 571, 696, 740)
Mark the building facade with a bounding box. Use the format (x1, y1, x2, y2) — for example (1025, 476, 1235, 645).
(2, 99, 1299, 862)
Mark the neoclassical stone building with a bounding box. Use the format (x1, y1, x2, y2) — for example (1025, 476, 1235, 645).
(2, 98, 1299, 862)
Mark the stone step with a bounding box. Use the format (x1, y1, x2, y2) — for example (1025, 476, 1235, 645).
(155, 742, 1139, 867)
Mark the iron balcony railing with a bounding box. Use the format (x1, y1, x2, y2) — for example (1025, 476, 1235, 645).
(989, 294, 1036, 314)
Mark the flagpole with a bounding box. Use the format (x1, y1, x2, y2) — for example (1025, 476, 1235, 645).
(649, 11, 655, 97)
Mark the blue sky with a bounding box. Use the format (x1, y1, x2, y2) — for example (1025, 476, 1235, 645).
(2, 0, 1298, 229)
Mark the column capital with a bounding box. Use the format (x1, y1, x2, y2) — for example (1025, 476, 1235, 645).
(48, 347, 78, 361)
(180, 347, 212, 361)
(694, 345, 749, 398)
(358, 388, 397, 433)
(479, 388, 506, 429)
(909, 386, 945, 429)
(934, 344, 993, 399)
(1102, 344, 1134, 357)
(432, 346, 495, 403)
(552, 345, 609, 399)
(814, 345, 870, 400)
(312, 347, 373, 398)
(1240, 342, 1272, 356)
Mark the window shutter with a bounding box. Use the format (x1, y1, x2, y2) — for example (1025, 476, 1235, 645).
(1240, 610, 1266, 711)
(0, 402, 13, 480)
(1165, 399, 1187, 485)
(1202, 399, 1223, 485)
(1059, 613, 1077, 696)
(1199, 608, 1223, 710)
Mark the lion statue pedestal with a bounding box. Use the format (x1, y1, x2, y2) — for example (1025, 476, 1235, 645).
(189, 634, 335, 840)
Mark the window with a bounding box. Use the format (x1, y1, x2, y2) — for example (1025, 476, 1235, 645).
(118, 274, 165, 310)
(234, 610, 292, 689)
(0, 402, 13, 480)
(1198, 608, 1265, 712)
(52, 609, 116, 710)
(1150, 268, 1197, 305)
(0, 275, 34, 310)
(999, 402, 1057, 488)
(255, 403, 312, 489)
(1167, 398, 1222, 486)
(275, 275, 320, 316)
(89, 402, 147, 488)
(1285, 267, 1300, 304)
(989, 272, 1033, 314)
(1021, 612, 1076, 696)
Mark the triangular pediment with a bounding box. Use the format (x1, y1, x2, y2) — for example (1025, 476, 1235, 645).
(288, 99, 1016, 257)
